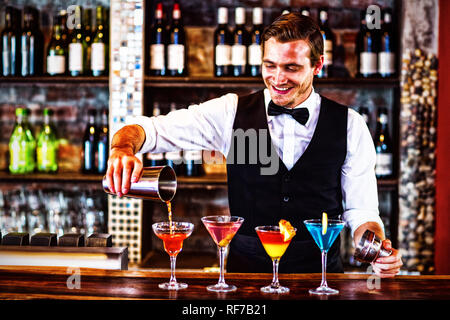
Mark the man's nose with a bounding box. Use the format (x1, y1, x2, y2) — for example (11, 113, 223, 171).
(274, 68, 287, 85)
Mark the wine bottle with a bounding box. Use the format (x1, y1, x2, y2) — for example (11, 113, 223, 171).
(214, 7, 232, 77)
(378, 8, 396, 78)
(83, 8, 93, 74)
(300, 7, 310, 17)
(317, 7, 334, 78)
(231, 7, 249, 77)
(37, 108, 58, 173)
(96, 108, 109, 174)
(167, 3, 186, 76)
(68, 5, 85, 76)
(82, 109, 97, 173)
(356, 10, 378, 78)
(374, 107, 393, 178)
(184, 150, 203, 177)
(149, 2, 166, 76)
(91, 6, 107, 76)
(9, 107, 36, 174)
(58, 10, 70, 48)
(1, 6, 20, 76)
(164, 103, 183, 175)
(21, 7, 43, 76)
(146, 102, 165, 166)
(248, 7, 263, 77)
(358, 106, 371, 135)
(46, 16, 67, 76)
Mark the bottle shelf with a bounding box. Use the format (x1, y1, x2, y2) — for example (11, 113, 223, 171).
(0, 76, 109, 86)
(0, 170, 398, 190)
(0, 171, 104, 183)
(144, 76, 400, 88)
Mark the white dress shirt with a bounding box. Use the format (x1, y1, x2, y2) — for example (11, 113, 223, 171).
(129, 88, 384, 237)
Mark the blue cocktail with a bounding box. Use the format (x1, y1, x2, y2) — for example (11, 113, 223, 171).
(304, 218, 345, 295)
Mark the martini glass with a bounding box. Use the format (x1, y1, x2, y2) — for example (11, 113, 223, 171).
(255, 225, 296, 294)
(201, 215, 244, 292)
(152, 221, 194, 290)
(304, 219, 345, 295)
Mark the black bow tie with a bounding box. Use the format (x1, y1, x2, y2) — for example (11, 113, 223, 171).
(267, 101, 310, 125)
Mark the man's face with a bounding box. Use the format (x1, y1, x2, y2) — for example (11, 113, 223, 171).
(262, 38, 323, 108)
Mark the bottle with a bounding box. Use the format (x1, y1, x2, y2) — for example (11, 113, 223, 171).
(1, 6, 20, 76)
(96, 108, 108, 174)
(248, 7, 263, 77)
(82, 109, 97, 173)
(58, 10, 71, 48)
(68, 5, 85, 76)
(167, 3, 186, 76)
(149, 3, 166, 76)
(145, 102, 165, 166)
(21, 6, 44, 76)
(300, 7, 310, 17)
(164, 103, 183, 175)
(37, 108, 58, 173)
(231, 7, 249, 77)
(9, 107, 36, 174)
(374, 107, 393, 178)
(317, 7, 334, 78)
(214, 7, 232, 77)
(356, 10, 378, 78)
(46, 15, 67, 76)
(184, 150, 203, 177)
(83, 8, 93, 74)
(378, 8, 396, 78)
(91, 6, 107, 76)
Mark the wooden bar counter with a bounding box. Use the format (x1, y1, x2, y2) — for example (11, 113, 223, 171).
(1, 266, 449, 300)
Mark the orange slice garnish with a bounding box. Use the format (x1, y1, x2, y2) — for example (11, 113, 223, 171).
(279, 219, 296, 242)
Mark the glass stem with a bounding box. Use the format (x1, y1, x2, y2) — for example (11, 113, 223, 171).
(169, 255, 177, 285)
(218, 246, 226, 285)
(271, 258, 280, 288)
(320, 250, 328, 288)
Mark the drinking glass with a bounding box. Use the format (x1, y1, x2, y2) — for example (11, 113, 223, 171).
(152, 221, 194, 290)
(304, 219, 345, 295)
(255, 225, 296, 294)
(201, 215, 244, 292)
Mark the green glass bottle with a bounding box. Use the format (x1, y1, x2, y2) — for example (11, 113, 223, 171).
(91, 6, 107, 76)
(9, 108, 36, 174)
(47, 16, 67, 75)
(68, 5, 86, 76)
(37, 108, 58, 173)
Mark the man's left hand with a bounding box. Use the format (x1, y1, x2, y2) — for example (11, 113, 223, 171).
(371, 239, 403, 278)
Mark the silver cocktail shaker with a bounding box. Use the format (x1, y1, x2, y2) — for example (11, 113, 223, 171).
(354, 229, 393, 263)
(103, 166, 177, 202)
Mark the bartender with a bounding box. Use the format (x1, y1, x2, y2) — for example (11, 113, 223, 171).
(106, 12, 402, 277)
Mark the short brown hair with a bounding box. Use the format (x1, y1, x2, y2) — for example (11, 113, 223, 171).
(262, 12, 323, 67)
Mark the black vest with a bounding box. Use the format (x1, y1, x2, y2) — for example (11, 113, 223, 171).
(226, 90, 348, 273)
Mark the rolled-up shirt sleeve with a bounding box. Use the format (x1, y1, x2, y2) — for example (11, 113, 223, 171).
(127, 93, 238, 155)
(341, 108, 384, 238)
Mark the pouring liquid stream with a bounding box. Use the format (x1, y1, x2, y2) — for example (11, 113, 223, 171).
(166, 200, 173, 234)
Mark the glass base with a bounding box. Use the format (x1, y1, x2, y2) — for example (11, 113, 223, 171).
(206, 283, 237, 292)
(261, 285, 290, 294)
(159, 282, 188, 290)
(309, 286, 339, 295)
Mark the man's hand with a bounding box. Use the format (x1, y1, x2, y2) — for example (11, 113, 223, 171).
(354, 222, 403, 278)
(105, 124, 146, 197)
(371, 239, 403, 278)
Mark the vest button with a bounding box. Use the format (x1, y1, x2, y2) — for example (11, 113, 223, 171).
(283, 196, 290, 202)
(284, 175, 290, 183)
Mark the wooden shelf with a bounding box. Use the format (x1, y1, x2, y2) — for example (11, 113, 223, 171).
(0, 171, 397, 190)
(144, 76, 400, 88)
(0, 76, 109, 86)
(0, 171, 104, 183)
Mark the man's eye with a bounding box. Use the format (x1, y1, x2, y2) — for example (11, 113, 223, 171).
(264, 64, 275, 69)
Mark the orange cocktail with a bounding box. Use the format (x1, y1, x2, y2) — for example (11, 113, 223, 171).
(256, 229, 292, 260)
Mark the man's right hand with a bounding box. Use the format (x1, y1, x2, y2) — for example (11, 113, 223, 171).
(105, 146, 143, 197)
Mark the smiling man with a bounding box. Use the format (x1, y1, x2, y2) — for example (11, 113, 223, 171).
(106, 12, 402, 276)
